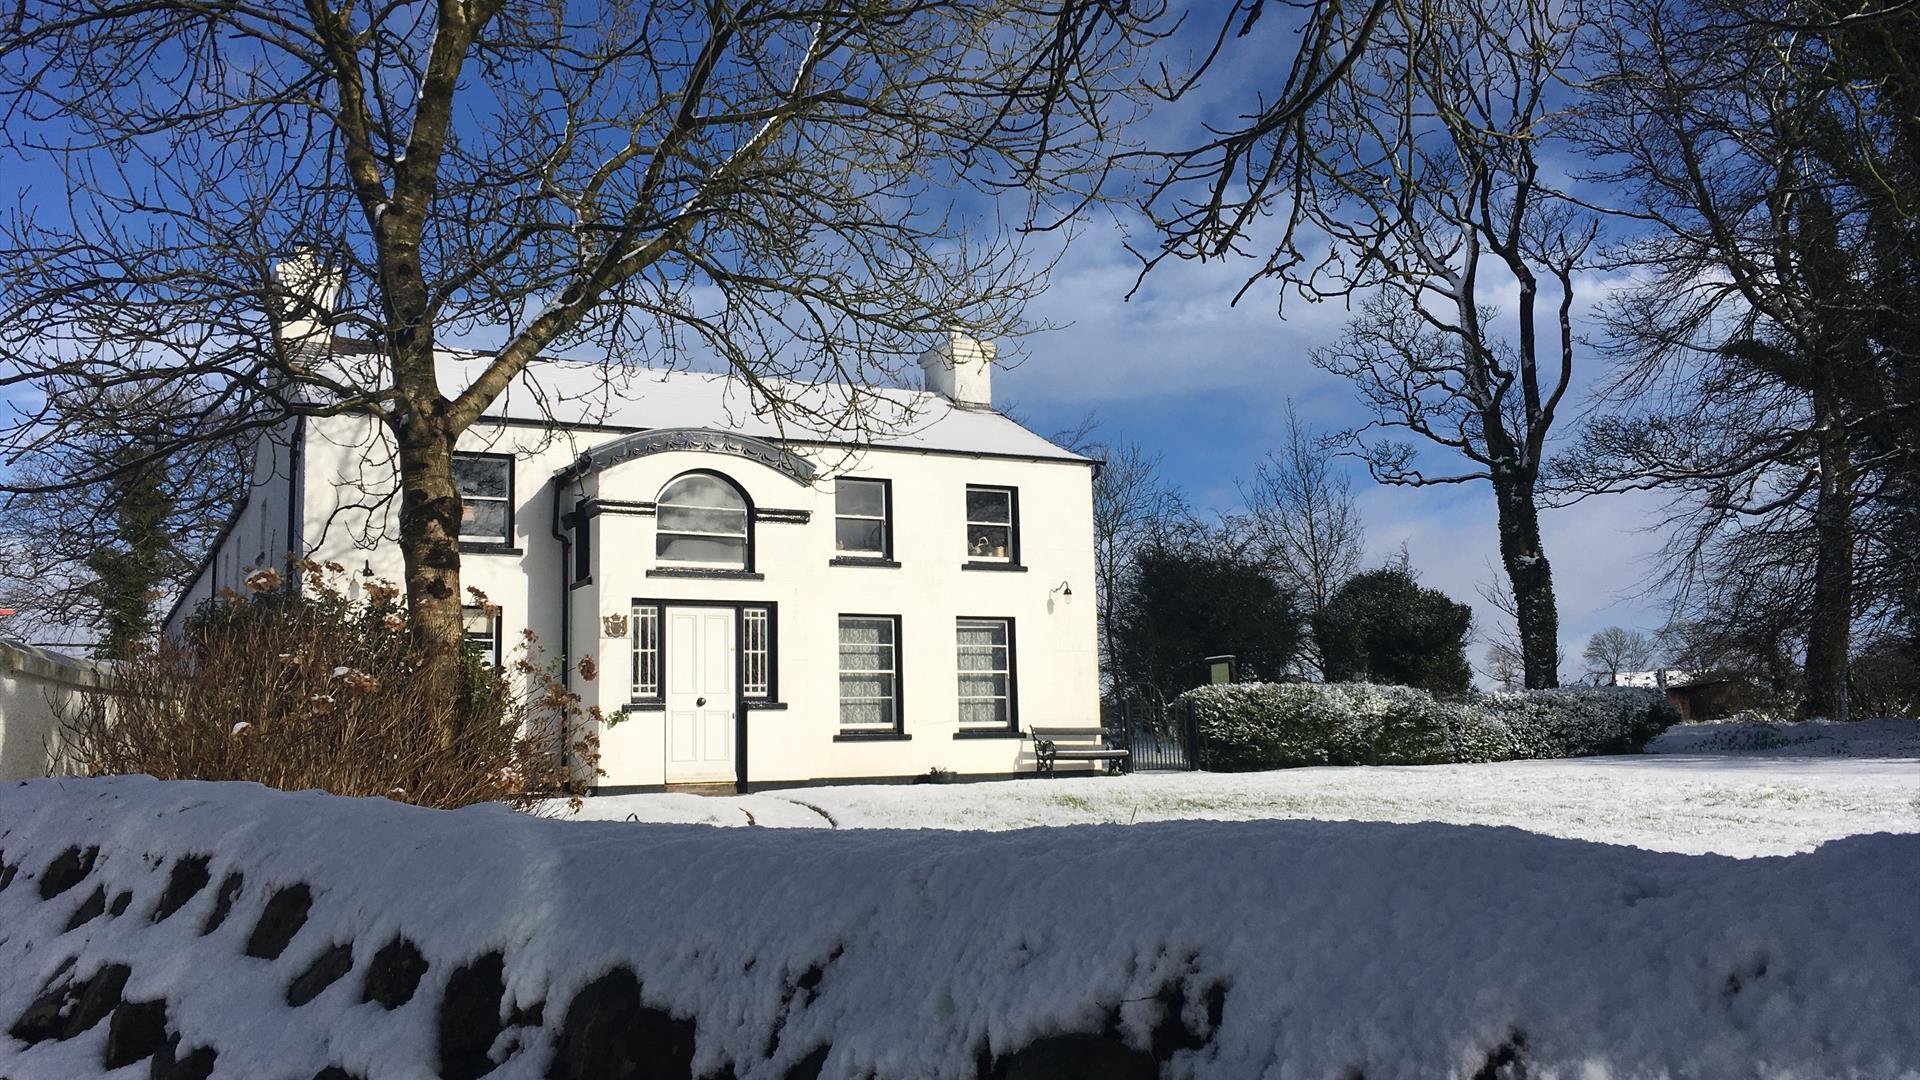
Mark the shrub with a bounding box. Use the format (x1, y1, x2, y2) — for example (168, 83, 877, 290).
(1475, 687, 1678, 758)
(1178, 681, 1677, 771)
(1109, 536, 1305, 702)
(62, 560, 598, 809)
(1313, 567, 1475, 695)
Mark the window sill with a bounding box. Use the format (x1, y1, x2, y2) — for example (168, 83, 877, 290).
(569, 576, 594, 591)
(623, 701, 665, 711)
(953, 729, 1025, 740)
(646, 568, 766, 581)
(744, 701, 789, 711)
(460, 542, 524, 556)
(961, 561, 1027, 573)
(829, 556, 901, 569)
(833, 731, 911, 742)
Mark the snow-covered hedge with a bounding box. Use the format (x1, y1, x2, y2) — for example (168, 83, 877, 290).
(1179, 682, 1677, 771)
(2, 777, 1916, 1079)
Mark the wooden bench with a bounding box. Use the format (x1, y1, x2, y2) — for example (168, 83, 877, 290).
(1027, 726, 1130, 777)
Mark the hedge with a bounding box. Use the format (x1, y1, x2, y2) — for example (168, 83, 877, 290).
(1175, 682, 1679, 771)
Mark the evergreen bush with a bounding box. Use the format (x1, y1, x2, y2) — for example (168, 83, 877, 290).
(1178, 682, 1676, 771)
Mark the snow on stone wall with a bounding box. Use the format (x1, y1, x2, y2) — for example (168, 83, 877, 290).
(1, 776, 1917, 1079)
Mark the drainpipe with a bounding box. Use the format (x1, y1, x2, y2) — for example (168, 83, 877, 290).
(549, 480, 573, 782)
(286, 416, 305, 583)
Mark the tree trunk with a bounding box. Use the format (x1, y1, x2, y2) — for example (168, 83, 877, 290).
(393, 401, 467, 738)
(1800, 394, 1853, 719)
(1493, 469, 1561, 689)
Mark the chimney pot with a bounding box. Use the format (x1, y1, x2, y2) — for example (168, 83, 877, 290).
(916, 329, 995, 408)
(272, 249, 344, 348)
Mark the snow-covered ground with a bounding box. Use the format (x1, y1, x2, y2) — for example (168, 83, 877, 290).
(4, 775, 1919, 1079)
(555, 718, 1920, 857)
(1647, 715, 1920, 757)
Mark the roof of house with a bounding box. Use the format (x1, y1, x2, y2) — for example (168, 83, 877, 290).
(433, 350, 1089, 464)
(1609, 669, 1727, 690)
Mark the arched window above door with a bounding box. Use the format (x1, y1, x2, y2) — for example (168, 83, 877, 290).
(655, 472, 750, 570)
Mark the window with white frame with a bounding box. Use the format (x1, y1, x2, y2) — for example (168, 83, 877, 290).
(655, 473, 749, 570)
(834, 478, 890, 558)
(742, 606, 772, 700)
(964, 485, 1017, 563)
(631, 603, 662, 701)
(462, 605, 502, 667)
(838, 615, 900, 732)
(453, 454, 513, 545)
(956, 618, 1015, 729)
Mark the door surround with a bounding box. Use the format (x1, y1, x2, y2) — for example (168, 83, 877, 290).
(640, 597, 762, 790)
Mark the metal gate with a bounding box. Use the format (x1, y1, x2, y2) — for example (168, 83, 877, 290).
(1102, 697, 1200, 772)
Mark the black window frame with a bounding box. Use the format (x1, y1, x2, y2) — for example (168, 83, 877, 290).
(453, 452, 516, 552)
(653, 469, 755, 573)
(462, 604, 503, 668)
(955, 616, 1018, 732)
(741, 604, 777, 701)
(962, 484, 1022, 570)
(835, 613, 905, 737)
(629, 601, 665, 704)
(831, 477, 895, 564)
(627, 599, 780, 709)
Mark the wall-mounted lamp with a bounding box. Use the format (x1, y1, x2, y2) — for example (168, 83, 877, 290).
(1048, 580, 1073, 613)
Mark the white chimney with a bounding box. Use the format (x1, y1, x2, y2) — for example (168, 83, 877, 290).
(272, 249, 344, 348)
(916, 330, 995, 408)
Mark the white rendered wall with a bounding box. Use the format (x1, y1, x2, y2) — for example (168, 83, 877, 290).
(0, 641, 107, 781)
(164, 421, 302, 636)
(282, 413, 1101, 788)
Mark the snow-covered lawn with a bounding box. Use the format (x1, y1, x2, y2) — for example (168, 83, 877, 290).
(555, 718, 1920, 857)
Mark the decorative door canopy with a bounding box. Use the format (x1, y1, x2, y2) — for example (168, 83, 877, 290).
(555, 427, 816, 486)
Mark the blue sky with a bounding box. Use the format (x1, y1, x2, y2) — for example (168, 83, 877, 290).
(997, 217, 1676, 681)
(976, 4, 1679, 679)
(0, 3, 1677, 676)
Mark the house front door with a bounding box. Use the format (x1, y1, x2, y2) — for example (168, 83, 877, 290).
(665, 607, 736, 784)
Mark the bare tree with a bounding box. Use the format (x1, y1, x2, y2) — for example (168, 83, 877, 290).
(1238, 400, 1365, 618)
(1581, 627, 1654, 682)
(1057, 421, 1193, 693)
(1475, 559, 1529, 690)
(1295, 0, 1593, 691)
(0, 0, 1166, 705)
(1483, 640, 1524, 691)
(0, 390, 247, 651)
(1561, 0, 1920, 716)
(1133, 0, 1592, 688)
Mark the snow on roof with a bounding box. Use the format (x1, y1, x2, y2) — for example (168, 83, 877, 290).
(434, 350, 1089, 463)
(1609, 669, 1709, 689)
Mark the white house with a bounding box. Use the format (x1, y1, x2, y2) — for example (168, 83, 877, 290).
(166, 329, 1101, 792)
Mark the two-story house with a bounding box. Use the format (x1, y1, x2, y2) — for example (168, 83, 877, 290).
(165, 330, 1100, 792)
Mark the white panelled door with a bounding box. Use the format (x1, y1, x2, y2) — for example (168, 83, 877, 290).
(665, 607, 736, 783)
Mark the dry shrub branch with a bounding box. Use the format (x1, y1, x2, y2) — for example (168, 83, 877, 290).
(62, 561, 599, 809)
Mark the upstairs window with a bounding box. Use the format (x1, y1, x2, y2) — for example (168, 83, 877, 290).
(965, 485, 1017, 563)
(454, 454, 513, 546)
(834, 478, 891, 558)
(656, 473, 749, 570)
